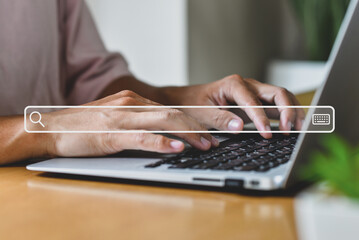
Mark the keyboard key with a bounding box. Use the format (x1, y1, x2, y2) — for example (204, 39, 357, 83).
(190, 159, 222, 169)
(252, 159, 268, 165)
(233, 163, 258, 171)
(169, 159, 204, 169)
(255, 164, 271, 172)
(213, 161, 240, 170)
(212, 165, 232, 170)
(145, 161, 163, 168)
(256, 148, 271, 153)
(276, 158, 289, 164)
(268, 161, 280, 168)
(255, 141, 270, 147)
(230, 159, 247, 166)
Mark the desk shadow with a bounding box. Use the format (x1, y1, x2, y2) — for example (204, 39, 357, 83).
(0, 158, 50, 167)
(35, 171, 308, 198)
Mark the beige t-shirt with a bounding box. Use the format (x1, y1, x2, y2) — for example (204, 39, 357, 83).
(0, 0, 131, 116)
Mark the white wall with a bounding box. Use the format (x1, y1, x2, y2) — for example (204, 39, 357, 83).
(86, 0, 188, 86)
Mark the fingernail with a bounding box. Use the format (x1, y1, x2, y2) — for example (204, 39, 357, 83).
(211, 136, 219, 146)
(287, 121, 292, 131)
(170, 140, 183, 150)
(228, 119, 241, 131)
(201, 137, 211, 148)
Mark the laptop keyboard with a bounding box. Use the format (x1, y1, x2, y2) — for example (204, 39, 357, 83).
(145, 134, 297, 172)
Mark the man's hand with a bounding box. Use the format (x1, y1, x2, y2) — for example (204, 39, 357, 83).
(37, 90, 219, 158)
(161, 74, 305, 139)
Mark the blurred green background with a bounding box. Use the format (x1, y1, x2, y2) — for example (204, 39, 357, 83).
(291, 0, 351, 60)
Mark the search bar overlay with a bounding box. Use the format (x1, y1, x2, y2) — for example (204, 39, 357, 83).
(24, 106, 335, 133)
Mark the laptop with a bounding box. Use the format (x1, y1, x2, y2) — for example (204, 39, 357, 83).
(27, 0, 359, 191)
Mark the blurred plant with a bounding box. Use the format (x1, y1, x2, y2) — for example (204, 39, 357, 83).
(303, 134, 359, 200)
(291, 0, 351, 61)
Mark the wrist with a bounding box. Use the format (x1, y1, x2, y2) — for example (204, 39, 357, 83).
(23, 117, 52, 160)
(0, 117, 50, 164)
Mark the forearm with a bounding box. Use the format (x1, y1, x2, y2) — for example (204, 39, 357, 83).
(0, 116, 48, 165)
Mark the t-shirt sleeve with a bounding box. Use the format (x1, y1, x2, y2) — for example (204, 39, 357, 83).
(63, 0, 132, 105)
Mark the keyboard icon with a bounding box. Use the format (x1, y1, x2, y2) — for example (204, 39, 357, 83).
(312, 114, 330, 125)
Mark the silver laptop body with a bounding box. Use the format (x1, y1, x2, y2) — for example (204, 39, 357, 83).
(27, 0, 359, 191)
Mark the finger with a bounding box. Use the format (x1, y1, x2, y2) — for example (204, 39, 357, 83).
(163, 109, 220, 148)
(126, 107, 212, 147)
(118, 111, 217, 150)
(226, 78, 272, 138)
(273, 90, 297, 133)
(98, 92, 216, 149)
(290, 94, 306, 130)
(108, 133, 185, 153)
(155, 110, 218, 150)
(165, 111, 218, 149)
(248, 80, 297, 133)
(194, 108, 244, 133)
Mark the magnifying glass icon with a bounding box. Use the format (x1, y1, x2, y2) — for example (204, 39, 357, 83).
(29, 111, 45, 128)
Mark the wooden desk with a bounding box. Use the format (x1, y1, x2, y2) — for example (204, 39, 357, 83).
(0, 92, 314, 240)
(0, 165, 297, 240)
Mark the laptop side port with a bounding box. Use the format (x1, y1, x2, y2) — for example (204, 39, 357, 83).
(224, 179, 244, 188)
(192, 177, 221, 182)
(250, 180, 260, 186)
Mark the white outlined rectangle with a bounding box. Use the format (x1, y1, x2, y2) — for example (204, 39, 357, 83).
(24, 105, 335, 134)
